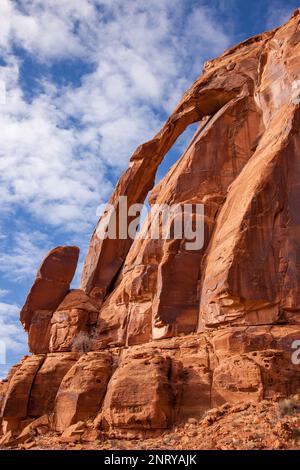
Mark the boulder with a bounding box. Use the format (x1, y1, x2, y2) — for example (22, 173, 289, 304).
(20, 246, 79, 353)
(1, 356, 44, 419)
(53, 352, 111, 432)
(59, 421, 86, 443)
(27, 353, 79, 417)
(49, 290, 98, 352)
(100, 352, 174, 436)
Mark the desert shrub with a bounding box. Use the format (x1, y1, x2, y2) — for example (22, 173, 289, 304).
(278, 398, 299, 416)
(72, 331, 91, 353)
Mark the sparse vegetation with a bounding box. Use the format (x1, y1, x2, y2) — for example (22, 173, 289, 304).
(278, 397, 300, 416)
(71, 331, 91, 353)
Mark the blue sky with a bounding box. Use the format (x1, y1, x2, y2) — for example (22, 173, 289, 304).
(0, 0, 298, 378)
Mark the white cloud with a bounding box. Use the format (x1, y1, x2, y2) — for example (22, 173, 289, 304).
(0, 318, 26, 352)
(0, 230, 50, 281)
(0, 301, 27, 376)
(0, 62, 113, 231)
(0, 289, 10, 298)
(0, 364, 10, 380)
(0, 0, 90, 59)
(0, 302, 19, 317)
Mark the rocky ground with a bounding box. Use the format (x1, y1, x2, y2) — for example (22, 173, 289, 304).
(2, 397, 300, 451)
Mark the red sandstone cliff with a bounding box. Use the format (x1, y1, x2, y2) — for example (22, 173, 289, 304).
(2, 10, 300, 448)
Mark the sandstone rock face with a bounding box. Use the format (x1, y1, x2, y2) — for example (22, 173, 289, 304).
(27, 353, 79, 418)
(53, 352, 111, 432)
(1, 327, 300, 438)
(20, 246, 79, 354)
(94, 95, 263, 347)
(2, 11, 300, 443)
(49, 290, 98, 353)
(100, 352, 175, 437)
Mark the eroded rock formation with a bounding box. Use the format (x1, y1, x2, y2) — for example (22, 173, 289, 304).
(2, 10, 300, 444)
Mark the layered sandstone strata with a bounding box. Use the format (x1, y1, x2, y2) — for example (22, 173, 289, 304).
(2, 10, 300, 443)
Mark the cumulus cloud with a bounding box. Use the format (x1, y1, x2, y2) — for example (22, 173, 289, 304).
(0, 57, 113, 232)
(0, 302, 19, 317)
(0, 318, 26, 353)
(0, 289, 10, 298)
(0, 230, 51, 281)
(0, 301, 27, 378)
(0, 0, 89, 59)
